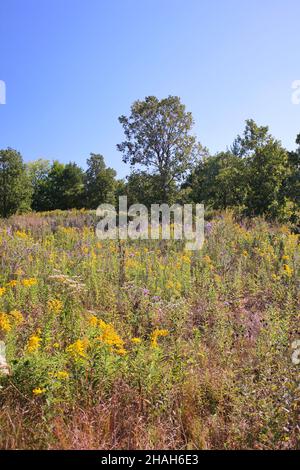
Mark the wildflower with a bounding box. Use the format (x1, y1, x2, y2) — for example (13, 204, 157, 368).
(26, 334, 41, 353)
(9, 310, 24, 325)
(282, 255, 290, 261)
(0, 313, 11, 332)
(131, 337, 142, 344)
(22, 278, 38, 288)
(53, 342, 60, 348)
(56, 371, 69, 380)
(98, 319, 108, 330)
(6, 280, 18, 288)
(97, 321, 126, 353)
(181, 254, 191, 264)
(32, 388, 46, 396)
(115, 348, 127, 356)
(47, 299, 63, 315)
(0, 287, 6, 298)
(89, 315, 99, 327)
(15, 230, 28, 239)
(166, 280, 174, 290)
(66, 338, 89, 361)
(283, 264, 293, 278)
(151, 329, 169, 349)
(242, 250, 248, 257)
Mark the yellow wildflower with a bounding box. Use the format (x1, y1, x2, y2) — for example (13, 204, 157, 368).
(26, 334, 41, 353)
(15, 230, 28, 239)
(10, 310, 24, 325)
(181, 254, 191, 264)
(66, 338, 89, 360)
(151, 329, 169, 349)
(56, 371, 69, 380)
(32, 388, 46, 396)
(0, 287, 6, 297)
(47, 299, 63, 315)
(115, 348, 127, 356)
(97, 321, 125, 353)
(53, 342, 60, 348)
(131, 337, 142, 344)
(89, 315, 99, 327)
(166, 280, 174, 290)
(283, 264, 293, 278)
(22, 278, 38, 288)
(6, 280, 18, 288)
(0, 313, 11, 332)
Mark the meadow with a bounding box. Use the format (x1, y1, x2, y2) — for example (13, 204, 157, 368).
(0, 210, 299, 449)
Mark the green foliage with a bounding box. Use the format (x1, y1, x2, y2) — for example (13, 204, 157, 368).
(28, 160, 85, 211)
(186, 119, 296, 223)
(187, 151, 247, 210)
(84, 153, 117, 208)
(0, 100, 299, 230)
(0, 148, 32, 218)
(235, 120, 290, 219)
(117, 95, 203, 203)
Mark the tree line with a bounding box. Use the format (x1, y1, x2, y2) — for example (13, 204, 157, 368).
(0, 96, 299, 228)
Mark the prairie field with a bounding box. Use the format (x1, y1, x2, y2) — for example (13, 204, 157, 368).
(0, 210, 299, 450)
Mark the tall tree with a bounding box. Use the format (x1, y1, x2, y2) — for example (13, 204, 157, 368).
(84, 154, 117, 208)
(0, 148, 32, 218)
(286, 134, 300, 209)
(26, 159, 51, 211)
(59, 162, 85, 210)
(117, 96, 202, 203)
(36, 161, 66, 211)
(233, 120, 290, 219)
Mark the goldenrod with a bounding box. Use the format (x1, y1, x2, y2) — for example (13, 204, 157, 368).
(151, 329, 169, 349)
(0, 313, 11, 332)
(66, 338, 89, 360)
(47, 299, 63, 315)
(131, 337, 142, 344)
(0, 287, 6, 297)
(26, 334, 41, 353)
(22, 278, 38, 288)
(10, 310, 24, 325)
(32, 388, 46, 396)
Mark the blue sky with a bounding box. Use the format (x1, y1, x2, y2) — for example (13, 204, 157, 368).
(0, 0, 299, 177)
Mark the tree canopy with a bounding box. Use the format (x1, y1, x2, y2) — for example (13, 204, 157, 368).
(0, 97, 299, 230)
(117, 96, 203, 203)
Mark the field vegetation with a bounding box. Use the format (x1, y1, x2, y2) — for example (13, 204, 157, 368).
(0, 210, 299, 449)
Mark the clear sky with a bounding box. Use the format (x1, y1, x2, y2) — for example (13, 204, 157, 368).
(0, 0, 299, 177)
